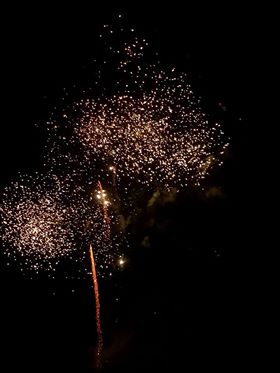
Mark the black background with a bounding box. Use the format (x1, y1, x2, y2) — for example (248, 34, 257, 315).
(0, 3, 268, 372)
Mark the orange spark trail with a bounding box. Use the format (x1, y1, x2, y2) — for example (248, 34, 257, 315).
(89, 244, 103, 368)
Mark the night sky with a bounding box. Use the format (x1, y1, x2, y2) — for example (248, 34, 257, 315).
(0, 4, 264, 372)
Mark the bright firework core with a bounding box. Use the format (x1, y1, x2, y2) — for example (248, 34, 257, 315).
(96, 189, 109, 206)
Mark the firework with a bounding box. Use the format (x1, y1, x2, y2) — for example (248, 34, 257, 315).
(75, 90, 228, 190)
(0, 174, 79, 272)
(45, 31, 228, 192)
(0, 174, 121, 276)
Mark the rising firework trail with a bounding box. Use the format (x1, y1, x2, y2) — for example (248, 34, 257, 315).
(89, 244, 103, 369)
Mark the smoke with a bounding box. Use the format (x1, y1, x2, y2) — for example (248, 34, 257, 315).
(147, 188, 177, 209)
(141, 235, 151, 248)
(205, 186, 224, 199)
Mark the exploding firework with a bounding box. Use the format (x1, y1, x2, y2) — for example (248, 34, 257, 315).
(0, 174, 122, 276)
(45, 29, 229, 192)
(0, 174, 80, 272)
(74, 88, 228, 190)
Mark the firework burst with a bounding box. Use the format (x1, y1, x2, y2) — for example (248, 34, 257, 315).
(45, 31, 229, 192)
(0, 174, 122, 276)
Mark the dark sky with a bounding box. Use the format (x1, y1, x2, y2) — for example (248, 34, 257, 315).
(0, 4, 266, 372)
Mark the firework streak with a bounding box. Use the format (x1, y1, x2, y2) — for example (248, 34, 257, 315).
(89, 244, 103, 368)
